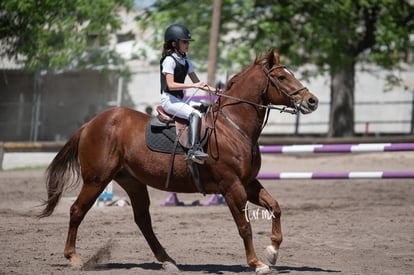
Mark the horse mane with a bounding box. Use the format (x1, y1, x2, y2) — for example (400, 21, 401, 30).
(224, 49, 276, 91)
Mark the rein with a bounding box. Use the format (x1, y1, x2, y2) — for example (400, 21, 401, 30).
(218, 108, 251, 141)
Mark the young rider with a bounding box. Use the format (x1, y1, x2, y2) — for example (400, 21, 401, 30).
(160, 23, 215, 163)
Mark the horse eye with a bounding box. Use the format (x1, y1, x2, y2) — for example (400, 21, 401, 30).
(278, 75, 286, 81)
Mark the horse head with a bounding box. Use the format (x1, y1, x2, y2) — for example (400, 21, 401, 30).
(262, 50, 318, 114)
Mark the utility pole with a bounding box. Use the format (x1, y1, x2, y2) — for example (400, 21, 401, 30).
(207, 0, 221, 86)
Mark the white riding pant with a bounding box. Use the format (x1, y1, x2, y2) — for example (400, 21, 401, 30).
(161, 92, 202, 120)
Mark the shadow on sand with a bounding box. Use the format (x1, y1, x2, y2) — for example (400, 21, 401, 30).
(91, 262, 340, 274)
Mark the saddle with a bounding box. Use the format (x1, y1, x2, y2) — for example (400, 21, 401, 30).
(145, 106, 208, 154)
(145, 105, 210, 195)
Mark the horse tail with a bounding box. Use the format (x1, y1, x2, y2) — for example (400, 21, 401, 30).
(38, 126, 84, 218)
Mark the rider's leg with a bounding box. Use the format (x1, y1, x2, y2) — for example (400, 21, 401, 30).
(161, 94, 208, 163)
(187, 111, 208, 162)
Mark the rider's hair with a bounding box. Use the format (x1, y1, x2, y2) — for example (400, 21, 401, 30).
(162, 41, 175, 58)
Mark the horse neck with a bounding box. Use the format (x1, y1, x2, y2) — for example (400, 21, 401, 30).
(216, 65, 268, 143)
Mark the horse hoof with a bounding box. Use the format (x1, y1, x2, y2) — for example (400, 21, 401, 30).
(67, 255, 83, 270)
(162, 261, 179, 272)
(256, 264, 276, 275)
(264, 245, 279, 265)
(69, 258, 83, 270)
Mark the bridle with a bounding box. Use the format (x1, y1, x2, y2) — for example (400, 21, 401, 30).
(211, 62, 308, 115)
(261, 62, 308, 114)
(205, 62, 309, 141)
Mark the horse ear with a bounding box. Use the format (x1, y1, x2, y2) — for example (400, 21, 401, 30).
(267, 49, 280, 68)
(273, 50, 280, 65)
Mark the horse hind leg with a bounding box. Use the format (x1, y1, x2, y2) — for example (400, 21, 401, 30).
(116, 175, 178, 271)
(246, 179, 282, 266)
(64, 181, 108, 267)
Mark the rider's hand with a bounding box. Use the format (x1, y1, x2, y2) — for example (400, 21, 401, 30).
(193, 82, 207, 89)
(193, 82, 216, 93)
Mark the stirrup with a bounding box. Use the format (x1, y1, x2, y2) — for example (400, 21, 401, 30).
(187, 150, 208, 165)
(188, 155, 205, 165)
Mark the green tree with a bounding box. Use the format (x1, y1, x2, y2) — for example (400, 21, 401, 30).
(0, 0, 134, 71)
(139, 0, 414, 137)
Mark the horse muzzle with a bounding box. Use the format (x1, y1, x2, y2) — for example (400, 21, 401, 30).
(297, 94, 318, 114)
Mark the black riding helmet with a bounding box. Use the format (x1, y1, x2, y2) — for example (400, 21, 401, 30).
(164, 24, 194, 42)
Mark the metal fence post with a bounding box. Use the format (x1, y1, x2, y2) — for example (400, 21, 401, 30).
(0, 142, 4, 171)
(411, 90, 414, 134)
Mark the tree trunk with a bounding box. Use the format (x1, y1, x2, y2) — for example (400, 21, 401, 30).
(328, 63, 355, 137)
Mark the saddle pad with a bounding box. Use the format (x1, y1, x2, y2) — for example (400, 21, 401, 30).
(145, 117, 186, 154)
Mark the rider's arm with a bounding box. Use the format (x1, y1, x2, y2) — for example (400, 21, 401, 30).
(165, 73, 206, 90)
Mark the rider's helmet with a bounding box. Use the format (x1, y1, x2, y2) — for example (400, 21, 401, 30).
(164, 24, 194, 43)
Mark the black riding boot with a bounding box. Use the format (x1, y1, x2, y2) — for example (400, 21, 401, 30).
(187, 113, 208, 164)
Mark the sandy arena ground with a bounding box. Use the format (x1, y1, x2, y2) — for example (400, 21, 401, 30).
(0, 151, 413, 274)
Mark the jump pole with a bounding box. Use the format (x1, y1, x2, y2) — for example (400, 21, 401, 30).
(258, 143, 414, 179)
(260, 143, 414, 154)
(257, 171, 414, 180)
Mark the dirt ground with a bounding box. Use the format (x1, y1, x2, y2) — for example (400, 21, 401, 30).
(0, 151, 413, 275)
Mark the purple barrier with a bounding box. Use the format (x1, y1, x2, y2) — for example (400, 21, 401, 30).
(257, 171, 414, 180)
(260, 143, 414, 154)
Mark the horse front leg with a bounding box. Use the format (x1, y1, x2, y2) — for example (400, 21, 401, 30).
(224, 183, 272, 275)
(246, 179, 282, 266)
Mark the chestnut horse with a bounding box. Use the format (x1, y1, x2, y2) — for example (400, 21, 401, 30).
(39, 49, 318, 274)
